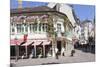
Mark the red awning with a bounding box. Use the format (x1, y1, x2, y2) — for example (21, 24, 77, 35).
(21, 40, 33, 46)
(42, 41, 51, 45)
(32, 41, 42, 46)
(10, 39, 23, 46)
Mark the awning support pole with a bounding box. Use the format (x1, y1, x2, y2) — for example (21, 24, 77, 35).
(15, 45, 19, 62)
(25, 46, 27, 58)
(43, 45, 45, 57)
(34, 45, 36, 58)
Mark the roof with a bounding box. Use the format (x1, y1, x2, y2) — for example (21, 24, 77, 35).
(48, 3, 76, 27)
(10, 5, 74, 28)
(82, 19, 92, 23)
(11, 6, 55, 14)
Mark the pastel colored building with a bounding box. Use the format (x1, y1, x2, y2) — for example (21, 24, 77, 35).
(10, 3, 77, 59)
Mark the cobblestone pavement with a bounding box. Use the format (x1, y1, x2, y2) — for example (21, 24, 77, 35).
(10, 49, 95, 67)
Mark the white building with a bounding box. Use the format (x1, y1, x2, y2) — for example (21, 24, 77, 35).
(80, 20, 94, 43)
(10, 4, 75, 58)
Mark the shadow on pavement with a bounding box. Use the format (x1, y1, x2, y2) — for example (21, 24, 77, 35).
(10, 63, 17, 67)
(74, 45, 95, 54)
(41, 62, 60, 65)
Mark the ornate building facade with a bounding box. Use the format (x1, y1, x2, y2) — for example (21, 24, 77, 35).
(10, 5, 74, 59)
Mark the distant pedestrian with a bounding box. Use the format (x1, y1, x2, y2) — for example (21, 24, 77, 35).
(32, 48, 35, 58)
(70, 50, 75, 57)
(55, 48, 59, 59)
(21, 53, 26, 59)
(61, 47, 65, 56)
(89, 36, 94, 52)
(70, 40, 75, 57)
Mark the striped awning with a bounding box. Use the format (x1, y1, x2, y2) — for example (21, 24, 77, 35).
(10, 39, 23, 46)
(21, 40, 34, 46)
(66, 37, 72, 41)
(42, 41, 51, 45)
(32, 41, 42, 46)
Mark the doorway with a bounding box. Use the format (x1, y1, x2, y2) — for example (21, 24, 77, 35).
(57, 41, 61, 52)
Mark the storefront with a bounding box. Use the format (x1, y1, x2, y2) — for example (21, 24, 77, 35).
(10, 38, 52, 59)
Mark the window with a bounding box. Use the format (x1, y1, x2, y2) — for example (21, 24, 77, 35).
(11, 27, 15, 33)
(24, 24, 28, 33)
(12, 28, 15, 32)
(11, 23, 15, 33)
(45, 24, 48, 32)
(34, 24, 37, 31)
(16, 24, 24, 33)
(29, 23, 48, 33)
(39, 23, 42, 31)
(30, 24, 34, 33)
(57, 23, 61, 32)
(29, 23, 37, 33)
(42, 24, 45, 32)
(42, 23, 48, 32)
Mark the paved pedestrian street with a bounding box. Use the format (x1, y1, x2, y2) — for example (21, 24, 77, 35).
(10, 49, 95, 67)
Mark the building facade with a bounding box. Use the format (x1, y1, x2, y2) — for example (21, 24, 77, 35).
(79, 20, 94, 45)
(10, 5, 75, 59)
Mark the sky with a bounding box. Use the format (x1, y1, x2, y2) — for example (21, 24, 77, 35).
(72, 4, 95, 21)
(10, 0, 95, 22)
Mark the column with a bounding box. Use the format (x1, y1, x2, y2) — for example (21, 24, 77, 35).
(43, 45, 45, 57)
(15, 45, 19, 62)
(23, 19, 26, 34)
(41, 23, 43, 33)
(28, 24, 30, 34)
(34, 45, 36, 58)
(61, 40, 63, 56)
(52, 40, 55, 57)
(24, 24, 26, 34)
(66, 41, 68, 51)
(37, 18, 40, 33)
(15, 24, 17, 34)
(25, 46, 28, 58)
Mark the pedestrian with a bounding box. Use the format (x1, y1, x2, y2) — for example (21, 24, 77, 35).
(70, 50, 75, 56)
(21, 53, 26, 59)
(55, 48, 58, 59)
(32, 48, 35, 58)
(70, 41, 75, 57)
(61, 47, 65, 56)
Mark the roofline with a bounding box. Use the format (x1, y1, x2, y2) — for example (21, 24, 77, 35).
(10, 9, 74, 28)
